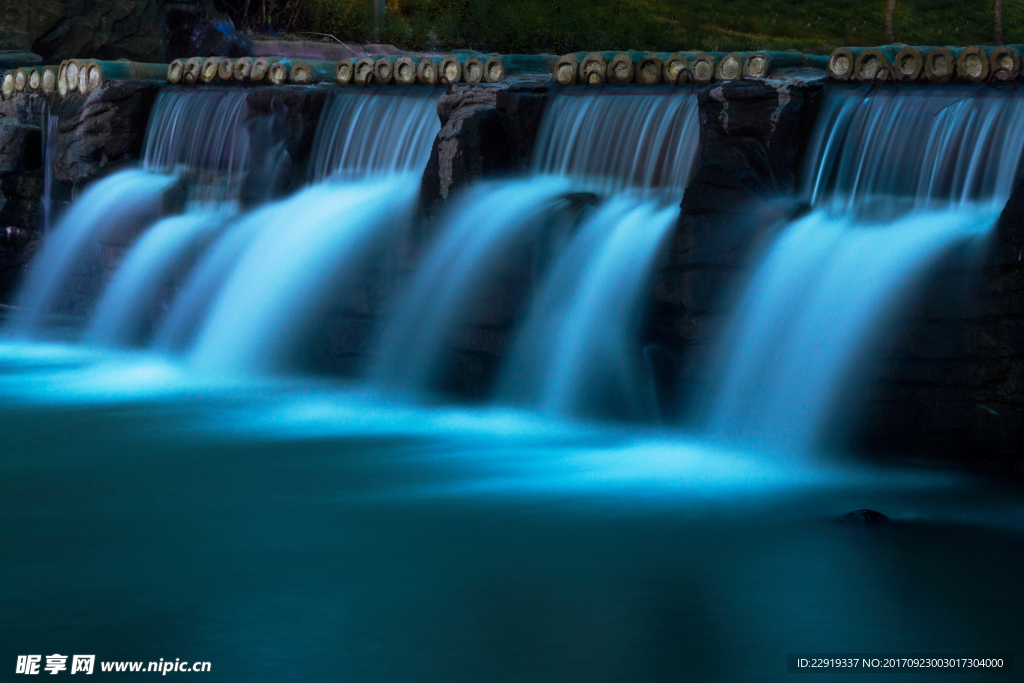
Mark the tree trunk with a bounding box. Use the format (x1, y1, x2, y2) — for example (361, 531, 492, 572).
(995, 0, 1004, 46)
(886, 0, 896, 43)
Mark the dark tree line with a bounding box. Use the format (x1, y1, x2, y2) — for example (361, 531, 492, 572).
(886, 0, 1003, 45)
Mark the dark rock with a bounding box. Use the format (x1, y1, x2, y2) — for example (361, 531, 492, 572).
(0, 51, 42, 68)
(1, 0, 228, 63)
(838, 509, 890, 525)
(853, 176, 1024, 472)
(420, 77, 551, 216)
(647, 76, 824, 416)
(53, 81, 160, 188)
(242, 86, 328, 201)
(166, 8, 252, 62)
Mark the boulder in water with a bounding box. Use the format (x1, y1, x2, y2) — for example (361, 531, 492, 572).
(838, 509, 890, 525)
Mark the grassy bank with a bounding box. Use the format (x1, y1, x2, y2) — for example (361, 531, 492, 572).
(218, 0, 1024, 55)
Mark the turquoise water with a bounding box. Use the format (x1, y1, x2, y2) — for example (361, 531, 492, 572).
(1, 343, 1021, 681)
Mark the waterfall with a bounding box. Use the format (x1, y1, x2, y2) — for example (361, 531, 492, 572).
(531, 88, 699, 195)
(372, 90, 697, 415)
(41, 104, 58, 234)
(704, 87, 1024, 451)
(84, 209, 232, 348)
(142, 90, 250, 201)
(498, 196, 678, 420)
(189, 177, 418, 374)
(308, 89, 441, 182)
(10, 170, 178, 337)
(370, 178, 574, 391)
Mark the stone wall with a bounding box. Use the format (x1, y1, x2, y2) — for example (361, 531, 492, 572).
(856, 185, 1024, 473)
(648, 75, 825, 418)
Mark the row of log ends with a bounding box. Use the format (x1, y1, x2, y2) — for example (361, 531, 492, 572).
(164, 54, 561, 87)
(827, 45, 1024, 83)
(552, 51, 830, 85)
(1, 59, 167, 99)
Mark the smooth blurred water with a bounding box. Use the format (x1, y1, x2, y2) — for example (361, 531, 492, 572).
(0, 342, 1021, 681)
(308, 88, 441, 182)
(704, 87, 1024, 451)
(3, 84, 1023, 682)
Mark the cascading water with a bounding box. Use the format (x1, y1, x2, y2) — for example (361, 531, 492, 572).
(705, 86, 1024, 451)
(531, 88, 700, 195)
(142, 89, 250, 202)
(308, 89, 441, 181)
(11, 170, 178, 336)
(497, 196, 679, 420)
(188, 177, 419, 374)
(372, 89, 699, 417)
(84, 209, 232, 348)
(3, 63, 1024, 683)
(41, 104, 58, 233)
(370, 178, 575, 390)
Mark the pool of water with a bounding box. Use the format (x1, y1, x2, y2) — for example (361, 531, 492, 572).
(0, 342, 1021, 681)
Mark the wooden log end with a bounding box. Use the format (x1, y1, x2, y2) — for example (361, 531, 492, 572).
(579, 52, 608, 85)
(233, 57, 252, 81)
(168, 59, 184, 84)
(65, 60, 81, 91)
(77, 63, 89, 93)
(1, 72, 13, 99)
(990, 46, 1021, 80)
(217, 57, 234, 81)
(440, 55, 463, 84)
(854, 48, 892, 81)
(716, 52, 745, 80)
(27, 67, 41, 92)
(664, 53, 691, 84)
(13, 67, 27, 92)
(743, 52, 771, 79)
(894, 47, 924, 82)
(924, 47, 955, 82)
(201, 57, 221, 83)
(336, 60, 354, 85)
(395, 56, 418, 85)
(635, 53, 663, 85)
(290, 64, 312, 85)
(374, 57, 395, 84)
(183, 57, 205, 85)
(553, 54, 579, 85)
(484, 56, 505, 83)
(956, 46, 990, 82)
(417, 57, 439, 86)
(41, 66, 56, 94)
(250, 57, 271, 82)
(268, 60, 291, 85)
(463, 56, 485, 83)
(827, 48, 855, 81)
(606, 52, 635, 85)
(85, 62, 102, 92)
(692, 53, 716, 83)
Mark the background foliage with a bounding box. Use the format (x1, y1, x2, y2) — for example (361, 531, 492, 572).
(215, 0, 1024, 55)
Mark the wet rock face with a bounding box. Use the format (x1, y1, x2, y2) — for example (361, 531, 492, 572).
(855, 180, 1024, 472)
(0, 95, 46, 301)
(647, 76, 824, 415)
(420, 77, 551, 216)
(0, 0, 228, 63)
(54, 82, 160, 187)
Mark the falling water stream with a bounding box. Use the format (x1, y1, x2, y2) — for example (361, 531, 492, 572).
(1, 84, 1022, 680)
(705, 86, 1024, 451)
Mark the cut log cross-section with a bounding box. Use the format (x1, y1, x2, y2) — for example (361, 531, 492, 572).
(893, 47, 924, 82)
(924, 47, 957, 82)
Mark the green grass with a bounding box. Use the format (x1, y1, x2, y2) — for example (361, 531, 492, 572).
(230, 0, 1024, 55)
